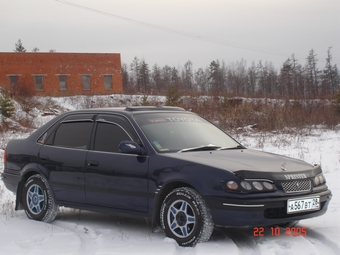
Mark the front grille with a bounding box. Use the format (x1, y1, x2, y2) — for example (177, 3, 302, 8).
(281, 180, 311, 193)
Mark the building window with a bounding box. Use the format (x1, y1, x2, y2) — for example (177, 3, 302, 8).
(6, 74, 21, 93)
(80, 75, 91, 90)
(103, 75, 113, 90)
(56, 74, 69, 91)
(33, 75, 46, 91)
(10, 76, 18, 88)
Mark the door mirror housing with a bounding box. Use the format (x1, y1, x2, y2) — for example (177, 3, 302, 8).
(119, 140, 145, 155)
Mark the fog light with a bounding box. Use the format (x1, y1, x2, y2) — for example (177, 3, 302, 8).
(263, 182, 274, 190)
(227, 181, 238, 190)
(241, 181, 252, 190)
(253, 181, 263, 191)
(319, 174, 324, 184)
(314, 173, 326, 186)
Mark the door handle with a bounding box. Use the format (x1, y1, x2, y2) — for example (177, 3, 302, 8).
(87, 160, 99, 167)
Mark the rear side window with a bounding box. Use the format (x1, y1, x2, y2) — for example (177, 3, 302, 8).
(53, 122, 93, 149)
(94, 122, 131, 153)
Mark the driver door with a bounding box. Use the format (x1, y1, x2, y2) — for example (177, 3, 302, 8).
(85, 114, 149, 212)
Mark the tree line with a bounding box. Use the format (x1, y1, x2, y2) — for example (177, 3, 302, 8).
(122, 48, 340, 99)
(13, 39, 340, 98)
(14, 38, 56, 53)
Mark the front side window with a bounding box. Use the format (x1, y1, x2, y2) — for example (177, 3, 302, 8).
(94, 122, 131, 153)
(53, 122, 93, 149)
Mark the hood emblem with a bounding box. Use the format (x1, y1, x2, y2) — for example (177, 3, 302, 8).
(281, 162, 287, 172)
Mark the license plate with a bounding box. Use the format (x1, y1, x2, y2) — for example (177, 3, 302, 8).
(287, 196, 320, 214)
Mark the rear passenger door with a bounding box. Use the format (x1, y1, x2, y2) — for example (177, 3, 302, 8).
(85, 114, 149, 212)
(38, 114, 95, 204)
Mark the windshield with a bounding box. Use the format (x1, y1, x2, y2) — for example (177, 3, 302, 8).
(134, 112, 241, 153)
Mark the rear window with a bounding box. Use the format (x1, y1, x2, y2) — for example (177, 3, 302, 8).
(53, 122, 93, 149)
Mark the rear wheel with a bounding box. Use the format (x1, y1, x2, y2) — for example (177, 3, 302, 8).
(160, 187, 214, 247)
(22, 174, 59, 222)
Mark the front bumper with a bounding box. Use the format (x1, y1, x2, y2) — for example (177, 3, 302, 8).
(206, 189, 332, 227)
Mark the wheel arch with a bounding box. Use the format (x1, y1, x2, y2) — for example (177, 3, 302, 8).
(15, 168, 48, 210)
(151, 180, 196, 229)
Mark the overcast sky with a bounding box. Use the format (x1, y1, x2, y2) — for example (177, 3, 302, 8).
(1, 0, 339, 70)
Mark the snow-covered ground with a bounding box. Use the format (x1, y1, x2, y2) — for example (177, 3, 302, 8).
(0, 95, 339, 254)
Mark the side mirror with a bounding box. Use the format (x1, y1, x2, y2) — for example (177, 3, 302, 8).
(119, 140, 145, 155)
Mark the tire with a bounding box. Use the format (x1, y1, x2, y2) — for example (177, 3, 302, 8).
(22, 174, 59, 223)
(160, 187, 214, 247)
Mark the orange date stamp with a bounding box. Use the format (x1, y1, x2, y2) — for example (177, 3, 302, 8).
(253, 226, 307, 237)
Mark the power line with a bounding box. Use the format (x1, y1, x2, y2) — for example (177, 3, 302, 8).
(55, 0, 304, 59)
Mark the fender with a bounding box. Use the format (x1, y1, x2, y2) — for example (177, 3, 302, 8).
(15, 163, 51, 210)
(150, 178, 194, 230)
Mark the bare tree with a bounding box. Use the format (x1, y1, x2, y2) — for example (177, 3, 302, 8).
(209, 60, 224, 94)
(130, 57, 140, 92)
(171, 67, 180, 88)
(305, 49, 320, 96)
(181, 61, 193, 91)
(151, 64, 162, 93)
(161, 65, 172, 92)
(247, 62, 257, 95)
(138, 60, 150, 93)
(321, 47, 340, 95)
(194, 68, 209, 94)
(121, 63, 131, 93)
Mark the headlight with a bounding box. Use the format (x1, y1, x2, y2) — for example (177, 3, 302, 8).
(222, 179, 276, 193)
(313, 173, 326, 186)
(227, 181, 238, 190)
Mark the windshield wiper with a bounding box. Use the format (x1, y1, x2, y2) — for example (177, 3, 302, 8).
(219, 145, 245, 150)
(178, 144, 222, 153)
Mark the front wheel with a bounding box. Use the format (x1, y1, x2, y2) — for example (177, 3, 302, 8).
(22, 174, 59, 222)
(160, 187, 214, 247)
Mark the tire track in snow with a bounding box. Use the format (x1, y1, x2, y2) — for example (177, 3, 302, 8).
(250, 225, 339, 255)
(52, 220, 99, 255)
(212, 225, 339, 255)
(192, 227, 241, 255)
(52, 209, 175, 255)
(303, 228, 340, 255)
(214, 227, 262, 255)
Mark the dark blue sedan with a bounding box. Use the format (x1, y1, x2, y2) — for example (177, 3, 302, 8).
(1, 106, 332, 246)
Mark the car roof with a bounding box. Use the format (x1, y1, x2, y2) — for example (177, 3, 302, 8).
(29, 106, 188, 141)
(61, 106, 187, 116)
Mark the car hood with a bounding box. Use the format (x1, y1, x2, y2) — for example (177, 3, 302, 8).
(164, 149, 315, 178)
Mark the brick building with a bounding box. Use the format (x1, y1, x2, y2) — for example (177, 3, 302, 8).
(0, 52, 123, 96)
